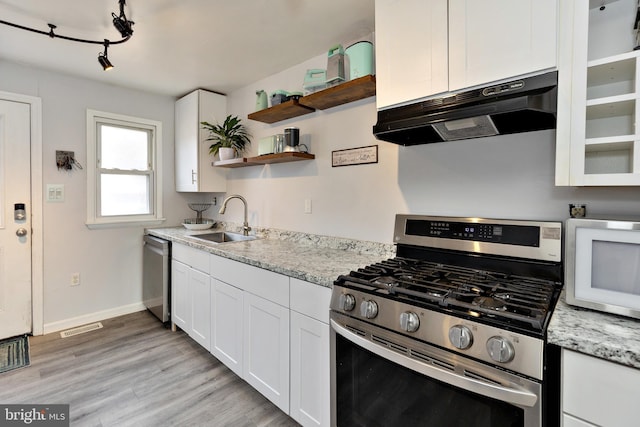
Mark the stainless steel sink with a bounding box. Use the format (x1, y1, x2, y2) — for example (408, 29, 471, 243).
(191, 231, 258, 243)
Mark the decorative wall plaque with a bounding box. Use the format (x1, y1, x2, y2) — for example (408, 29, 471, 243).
(332, 145, 378, 167)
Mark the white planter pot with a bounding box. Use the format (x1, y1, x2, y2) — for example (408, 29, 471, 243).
(218, 147, 236, 161)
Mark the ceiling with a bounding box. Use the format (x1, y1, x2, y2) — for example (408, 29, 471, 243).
(0, 0, 375, 98)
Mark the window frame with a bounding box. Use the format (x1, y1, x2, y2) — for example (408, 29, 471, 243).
(86, 109, 164, 228)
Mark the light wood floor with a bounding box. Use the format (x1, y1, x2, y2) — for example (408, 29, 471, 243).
(0, 311, 300, 427)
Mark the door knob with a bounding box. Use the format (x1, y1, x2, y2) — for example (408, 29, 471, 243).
(16, 228, 27, 237)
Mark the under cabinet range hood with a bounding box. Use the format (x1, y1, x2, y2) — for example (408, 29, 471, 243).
(373, 71, 558, 145)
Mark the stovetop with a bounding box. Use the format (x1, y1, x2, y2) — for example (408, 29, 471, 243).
(335, 256, 562, 336)
(333, 215, 564, 338)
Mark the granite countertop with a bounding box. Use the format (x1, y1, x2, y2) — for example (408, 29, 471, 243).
(146, 226, 395, 288)
(548, 293, 640, 369)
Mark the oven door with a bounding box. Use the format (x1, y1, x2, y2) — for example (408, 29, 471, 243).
(330, 312, 542, 427)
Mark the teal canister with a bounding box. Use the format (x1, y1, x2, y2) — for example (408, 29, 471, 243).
(345, 41, 374, 80)
(255, 90, 267, 111)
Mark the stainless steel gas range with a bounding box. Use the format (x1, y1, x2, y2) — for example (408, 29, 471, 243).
(330, 215, 563, 427)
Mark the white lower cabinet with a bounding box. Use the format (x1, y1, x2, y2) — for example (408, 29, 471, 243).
(171, 244, 211, 350)
(290, 278, 331, 427)
(290, 312, 329, 427)
(210, 278, 244, 377)
(210, 254, 291, 413)
(189, 268, 211, 350)
(176, 250, 331, 423)
(170, 259, 190, 331)
(562, 349, 640, 426)
(243, 292, 290, 413)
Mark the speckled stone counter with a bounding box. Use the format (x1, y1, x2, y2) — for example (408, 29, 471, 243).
(548, 294, 640, 369)
(146, 226, 395, 288)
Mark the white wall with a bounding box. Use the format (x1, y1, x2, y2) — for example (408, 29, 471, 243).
(4, 52, 640, 330)
(221, 53, 640, 243)
(0, 60, 203, 330)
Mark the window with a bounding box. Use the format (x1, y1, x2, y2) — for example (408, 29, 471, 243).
(86, 110, 163, 228)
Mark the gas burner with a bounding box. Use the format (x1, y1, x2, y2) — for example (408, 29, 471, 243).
(373, 276, 399, 287)
(427, 289, 448, 298)
(472, 296, 508, 311)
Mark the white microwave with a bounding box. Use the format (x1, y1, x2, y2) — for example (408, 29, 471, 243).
(566, 217, 640, 319)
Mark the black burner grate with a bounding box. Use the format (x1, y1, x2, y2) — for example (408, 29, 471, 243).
(337, 257, 560, 332)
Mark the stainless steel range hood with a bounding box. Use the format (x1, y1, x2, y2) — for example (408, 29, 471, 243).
(373, 71, 557, 145)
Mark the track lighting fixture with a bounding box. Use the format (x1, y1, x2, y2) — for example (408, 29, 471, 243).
(0, 0, 134, 71)
(98, 40, 114, 71)
(112, 0, 134, 38)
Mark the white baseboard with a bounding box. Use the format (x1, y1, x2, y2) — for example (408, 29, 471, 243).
(42, 302, 147, 335)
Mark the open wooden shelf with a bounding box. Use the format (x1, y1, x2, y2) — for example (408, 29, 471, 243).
(247, 100, 314, 124)
(299, 75, 376, 110)
(213, 152, 315, 168)
(212, 157, 263, 168)
(249, 152, 315, 164)
(247, 75, 376, 124)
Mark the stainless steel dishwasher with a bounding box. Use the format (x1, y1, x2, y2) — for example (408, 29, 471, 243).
(143, 235, 171, 323)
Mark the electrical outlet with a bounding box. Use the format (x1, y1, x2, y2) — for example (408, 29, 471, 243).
(71, 273, 80, 286)
(304, 199, 312, 214)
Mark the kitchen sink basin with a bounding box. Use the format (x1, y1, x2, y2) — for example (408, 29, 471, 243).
(191, 231, 258, 243)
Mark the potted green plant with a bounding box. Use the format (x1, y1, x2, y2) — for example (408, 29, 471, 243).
(201, 115, 251, 160)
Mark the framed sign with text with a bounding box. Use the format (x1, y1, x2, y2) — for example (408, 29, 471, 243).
(332, 145, 378, 167)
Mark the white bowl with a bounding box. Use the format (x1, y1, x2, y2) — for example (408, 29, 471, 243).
(182, 218, 215, 230)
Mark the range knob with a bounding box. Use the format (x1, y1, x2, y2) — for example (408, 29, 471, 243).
(360, 300, 378, 319)
(399, 311, 420, 333)
(448, 325, 473, 350)
(486, 336, 515, 363)
(338, 294, 356, 312)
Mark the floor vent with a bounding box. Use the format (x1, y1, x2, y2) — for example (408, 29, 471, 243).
(59, 322, 103, 338)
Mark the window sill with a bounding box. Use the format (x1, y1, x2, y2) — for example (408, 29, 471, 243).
(86, 218, 166, 230)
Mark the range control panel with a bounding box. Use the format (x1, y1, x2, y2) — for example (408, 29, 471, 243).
(405, 219, 540, 247)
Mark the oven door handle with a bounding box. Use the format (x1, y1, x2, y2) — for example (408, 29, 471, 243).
(331, 319, 538, 408)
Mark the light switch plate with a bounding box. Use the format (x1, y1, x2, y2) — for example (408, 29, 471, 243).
(46, 184, 65, 202)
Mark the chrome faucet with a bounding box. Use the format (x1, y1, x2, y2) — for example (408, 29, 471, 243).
(219, 195, 251, 236)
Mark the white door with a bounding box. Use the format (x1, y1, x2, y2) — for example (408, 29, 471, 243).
(0, 99, 32, 339)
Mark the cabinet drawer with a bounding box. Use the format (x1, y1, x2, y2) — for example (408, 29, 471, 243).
(290, 278, 331, 324)
(210, 255, 289, 307)
(563, 349, 640, 426)
(172, 243, 209, 273)
(562, 414, 595, 427)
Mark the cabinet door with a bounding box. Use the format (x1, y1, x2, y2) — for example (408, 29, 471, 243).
(175, 89, 227, 192)
(243, 292, 290, 413)
(290, 311, 329, 427)
(448, 0, 557, 92)
(189, 267, 211, 350)
(563, 349, 640, 426)
(375, 0, 448, 109)
(171, 259, 190, 331)
(211, 278, 244, 377)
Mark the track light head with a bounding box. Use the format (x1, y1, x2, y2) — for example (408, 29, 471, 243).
(112, 13, 134, 38)
(112, 1, 134, 38)
(98, 41, 114, 70)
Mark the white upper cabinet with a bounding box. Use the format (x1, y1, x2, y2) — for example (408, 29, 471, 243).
(556, 0, 640, 186)
(375, 0, 449, 109)
(175, 89, 227, 192)
(448, 0, 557, 92)
(375, 0, 558, 109)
